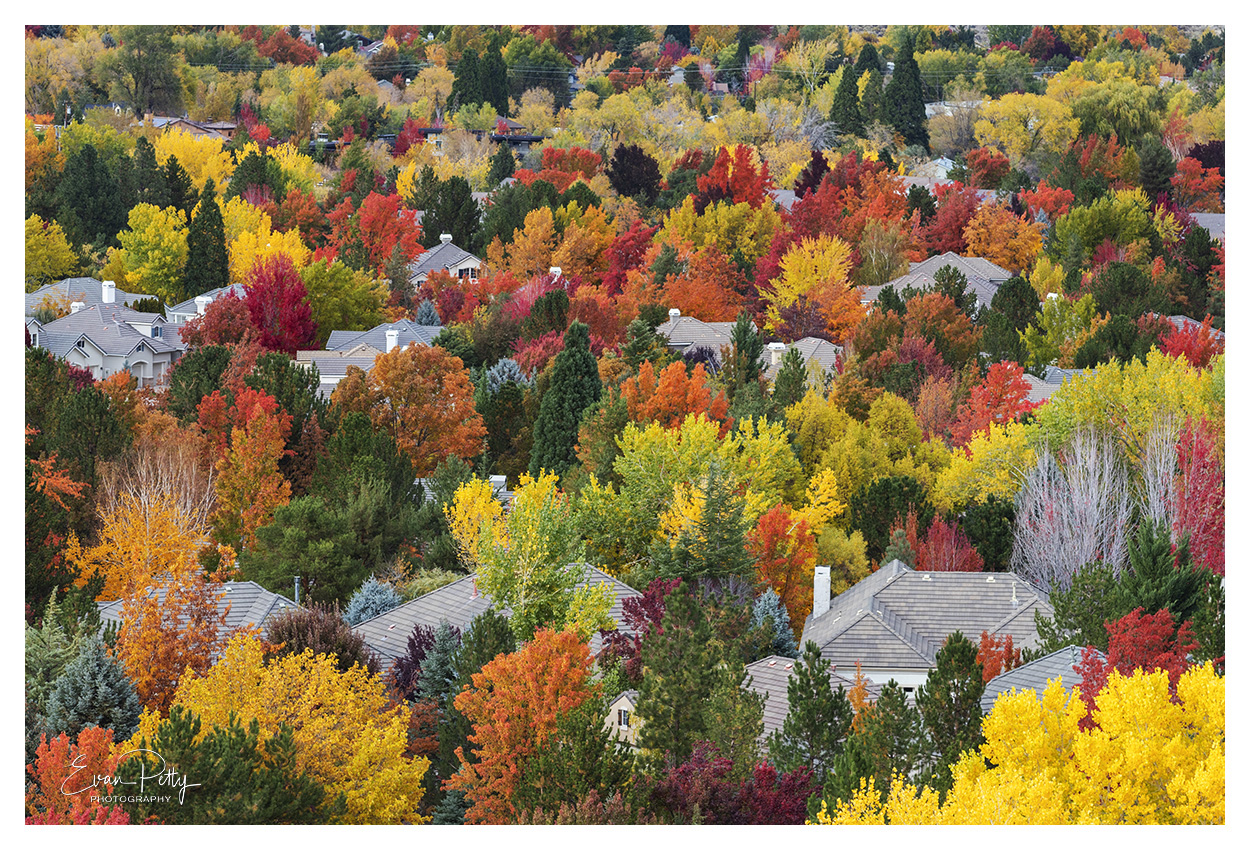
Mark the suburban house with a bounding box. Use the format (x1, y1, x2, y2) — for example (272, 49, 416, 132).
(352, 565, 642, 668)
(799, 560, 1053, 692)
(165, 283, 247, 326)
(605, 689, 640, 747)
(762, 337, 843, 384)
(28, 303, 182, 386)
(26, 277, 150, 319)
(96, 580, 300, 644)
(408, 234, 483, 287)
(745, 654, 882, 743)
(296, 319, 444, 399)
(860, 253, 1014, 311)
(980, 645, 1105, 715)
(145, 114, 236, 141)
(654, 308, 740, 356)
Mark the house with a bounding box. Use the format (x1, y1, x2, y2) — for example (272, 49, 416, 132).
(980, 645, 1105, 714)
(799, 560, 1053, 693)
(762, 337, 843, 384)
(1189, 213, 1225, 242)
(165, 283, 248, 326)
(26, 277, 150, 319)
(144, 114, 233, 142)
(97, 580, 300, 643)
(29, 303, 182, 387)
(860, 252, 1014, 311)
(408, 234, 483, 287)
(296, 319, 444, 399)
(605, 689, 640, 747)
(353, 565, 642, 668)
(745, 655, 882, 744)
(654, 308, 740, 356)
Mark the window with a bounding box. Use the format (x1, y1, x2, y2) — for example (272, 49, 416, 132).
(617, 709, 631, 728)
(75, 339, 85, 350)
(152, 326, 162, 338)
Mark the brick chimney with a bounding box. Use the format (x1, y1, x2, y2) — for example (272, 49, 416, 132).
(768, 341, 785, 365)
(813, 565, 831, 619)
(101, 280, 116, 303)
(385, 329, 399, 352)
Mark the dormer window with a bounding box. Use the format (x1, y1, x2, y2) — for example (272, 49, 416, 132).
(75, 339, 85, 350)
(617, 709, 631, 728)
(152, 326, 162, 338)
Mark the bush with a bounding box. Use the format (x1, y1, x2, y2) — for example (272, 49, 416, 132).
(264, 603, 381, 676)
(343, 577, 403, 626)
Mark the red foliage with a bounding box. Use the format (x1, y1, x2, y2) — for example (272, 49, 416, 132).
(1018, 180, 1075, 222)
(541, 146, 602, 180)
(1160, 315, 1224, 367)
(255, 28, 319, 66)
(747, 504, 816, 632)
(392, 118, 426, 158)
(977, 631, 1024, 682)
(1021, 26, 1057, 60)
(965, 147, 1011, 189)
(608, 67, 655, 92)
(1073, 134, 1129, 191)
(270, 188, 327, 248)
(1170, 157, 1225, 212)
(178, 290, 256, 348)
(619, 360, 731, 436)
(25, 726, 130, 825)
(602, 220, 659, 296)
(197, 386, 289, 460)
(1173, 417, 1224, 576)
(949, 361, 1035, 447)
(244, 254, 318, 355)
(320, 193, 424, 276)
(598, 577, 682, 683)
(913, 515, 985, 572)
(570, 287, 626, 350)
(920, 182, 981, 256)
(650, 741, 817, 824)
(1075, 607, 1197, 728)
(695, 144, 772, 210)
(662, 246, 748, 322)
(1118, 27, 1148, 49)
(512, 329, 565, 373)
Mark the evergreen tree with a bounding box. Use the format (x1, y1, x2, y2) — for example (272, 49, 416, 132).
(55, 143, 125, 248)
(824, 679, 921, 806)
(168, 344, 233, 421)
(768, 641, 854, 785)
(1138, 135, 1176, 201)
(415, 621, 462, 709)
(636, 582, 724, 767)
(487, 143, 516, 186)
(164, 154, 196, 219)
(118, 707, 338, 824)
(432, 789, 468, 824)
(883, 36, 929, 150)
(131, 136, 170, 209)
(906, 184, 937, 224)
(962, 495, 1015, 572)
(415, 299, 441, 325)
(882, 528, 917, 567)
(751, 588, 799, 657)
(342, 576, 403, 626)
(727, 310, 764, 399)
(226, 149, 286, 203)
(703, 666, 766, 780)
(451, 49, 482, 109)
(480, 44, 510, 118)
(53, 384, 128, 497)
(183, 178, 229, 301)
(854, 43, 882, 76)
(989, 274, 1041, 332)
(858, 69, 885, 128)
(1115, 518, 1207, 627)
(831, 63, 864, 138)
(44, 638, 142, 740)
(416, 175, 480, 250)
(529, 321, 601, 479)
(915, 631, 984, 797)
(621, 317, 671, 371)
(771, 345, 808, 411)
(849, 474, 935, 562)
(933, 264, 976, 318)
(652, 462, 754, 583)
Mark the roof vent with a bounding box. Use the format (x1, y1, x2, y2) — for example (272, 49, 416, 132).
(784, 663, 793, 670)
(549, 266, 562, 279)
(668, 307, 681, 319)
(70, 301, 85, 314)
(440, 233, 453, 245)
(1011, 584, 1019, 609)
(986, 576, 996, 582)
(387, 623, 396, 630)
(921, 574, 932, 581)
(767, 660, 777, 667)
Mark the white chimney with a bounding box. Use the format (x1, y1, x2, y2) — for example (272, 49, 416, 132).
(489, 474, 506, 493)
(101, 280, 116, 303)
(440, 233, 453, 245)
(668, 307, 681, 320)
(768, 341, 785, 365)
(70, 301, 85, 314)
(385, 329, 400, 352)
(549, 266, 562, 279)
(195, 295, 212, 315)
(813, 565, 831, 619)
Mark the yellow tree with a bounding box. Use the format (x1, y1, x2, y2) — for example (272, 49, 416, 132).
(25, 214, 78, 291)
(493, 206, 557, 280)
(153, 131, 234, 191)
(973, 93, 1080, 167)
(932, 421, 1036, 514)
(764, 233, 863, 341)
(814, 664, 1224, 824)
(962, 204, 1045, 275)
(135, 633, 428, 824)
(116, 204, 189, 304)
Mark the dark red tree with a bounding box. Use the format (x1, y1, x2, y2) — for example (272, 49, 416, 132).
(244, 254, 317, 356)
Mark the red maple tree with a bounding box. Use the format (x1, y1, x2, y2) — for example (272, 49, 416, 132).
(244, 254, 318, 355)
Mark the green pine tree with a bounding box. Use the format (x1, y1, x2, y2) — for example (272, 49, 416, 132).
(487, 143, 517, 186)
(415, 621, 461, 709)
(529, 321, 602, 479)
(132, 136, 170, 209)
(882, 36, 929, 150)
(727, 310, 764, 399)
(164, 154, 196, 219)
(451, 49, 482, 109)
(44, 638, 142, 741)
(830, 64, 864, 138)
(1138, 135, 1177, 201)
(480, 45, 510, 118)
(1114, 518, 1207, 626)
(652, 462, 754, 582)
(915, 631, 984, 798)
(183, 178, 229, 300)
(767, 641, 854, 783)
(824, 679, 921, 808)
(55, 142, 125, 248)
(858, 69, 885, 130)
(771, 345, 808, 411)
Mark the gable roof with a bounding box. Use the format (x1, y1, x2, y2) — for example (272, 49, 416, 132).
(36, 305, 181, 359)
(26, 277, 149, 317)
(97, 580, 300, 638)
(1189, 213, 1225, 242)
(167, 283, 247, 318)
(980, 645, 1104, 714)
(763, 336, 843, 381)
(353, 565, 642, 668)
(654, 314, 738, 351)
(745, 655, 882, 743)
(324, 319, 443, 353)
(407, 239, 481, 280)
(800, 562, 1052, 674)
(861, 252, 1013, 308)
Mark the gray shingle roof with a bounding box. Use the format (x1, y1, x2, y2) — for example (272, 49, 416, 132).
(166, 283, 247, 317)
(861, 252, 1014, 308)
(763, 336, 843, 381)
(36, 305, 180, 358)
(324, 320, 443, 353)
(980, 645, 1104, 714)
(408, 240, 480, 280)
(654, 315, 737, 351)
(26, 278, 150, 317)
(1189, 213, 1225, 242)
(354, 565, 642, 668)
(96, 580, 300, 638)
(800, 562, 1052, 675)
(745, 655, 882, 743)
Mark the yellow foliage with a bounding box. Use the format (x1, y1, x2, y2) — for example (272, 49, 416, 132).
(149, 634, 428, 824)
(814, 664, 1224, 824)
(721, 415, 804, 521)
(764, 234, 859, 338)
(658, 480, 705, 542)
(1028, 255, 1065, 299)
(974, 93, 1080, 167)
(25, 214, 78, 291)
(795, 467, 846, 535)
(658, 195, 782, 269)
(221, 195, 271, 247)
(153, 131, 234, 191)
(445, 477, 504, 569)
(117, 204, 188, 303)
(933, 421, 1036, 514)
(229, 224, 311, 282)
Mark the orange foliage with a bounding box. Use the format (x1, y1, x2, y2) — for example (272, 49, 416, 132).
(570, 286, 627, 349)
(448, 628, 595, 824)
(848, 662, 872, 731)
(211, 398, 292, 552)
(962, 203, 1045, 274)
(619, 360, 731, 435)
(25, 727, 129, 825)
(747, 504, 817, 632)
(977, 630, 1023, 683)
(949, 361, 1034, 447)
(25, 426, 87, 512)
(662, 245, 747, 321)
(696, 144, 772, 208)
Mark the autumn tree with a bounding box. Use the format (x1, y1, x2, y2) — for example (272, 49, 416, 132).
(949, 361, 1034, 447)
(824, 679, 922, 808)
(25, 726, 129, 825)
(620, 359, 730, 433)
(211, 391, 292, 553)
(747, 504, 817, 633)
(25, 214, 78, 290)
(1173, 417, 1224, 576)
(331, 342, 486, 477)
(447, 628, 596, 824)
(764, 234, 862, 342)
(962, 203, 1044, 275)
(244, 253, 318, 356)
(976, 631, 1023, 683)
(606, 142, 662, 203)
